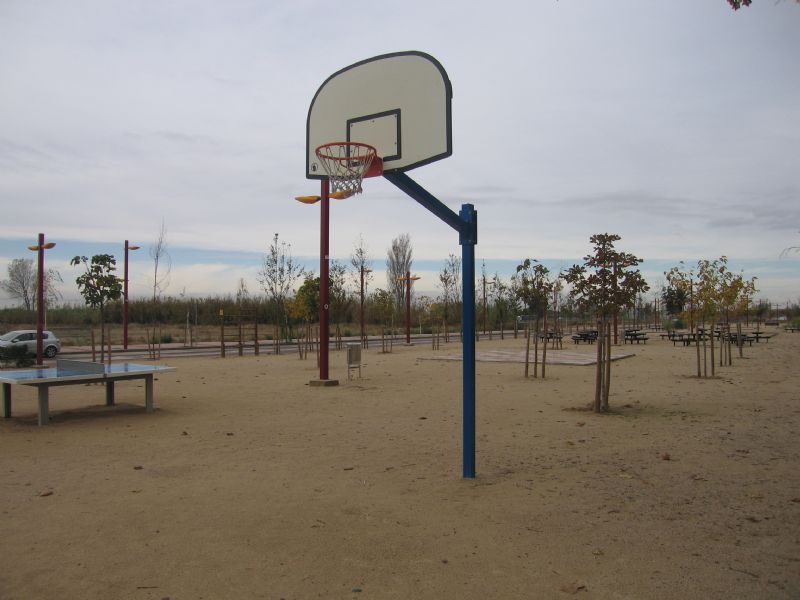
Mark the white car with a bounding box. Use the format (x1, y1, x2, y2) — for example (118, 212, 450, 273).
(0, 330, 61, 358)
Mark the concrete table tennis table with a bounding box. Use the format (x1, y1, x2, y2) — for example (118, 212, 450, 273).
(1, 359, 176, 426)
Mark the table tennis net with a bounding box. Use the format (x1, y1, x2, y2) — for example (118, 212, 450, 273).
(56, 359, 106, 375)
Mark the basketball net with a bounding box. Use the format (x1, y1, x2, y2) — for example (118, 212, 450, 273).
(315, 142, 382, 197)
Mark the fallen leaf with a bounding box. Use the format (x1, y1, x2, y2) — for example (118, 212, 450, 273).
(660, 452, 671, 461)
(560, 582, 587, 594)
(39, 490, 53, 497)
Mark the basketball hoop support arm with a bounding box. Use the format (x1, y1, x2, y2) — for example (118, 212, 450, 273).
(383, 171, 478, 479)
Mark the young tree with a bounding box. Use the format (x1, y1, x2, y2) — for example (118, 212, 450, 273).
(329, 259, 352, 326)
(438, 254, 461, 330)
(71, 254, 123, 363)
(564, 234, 649, 412)
(1, 258, 62, 311)
(490, 273, 517, 340)
(150, 220, 171, 301)
(371, 288, 395, 329)
(351, 235, 374, 345)
(257, 233, 305, 340)
(293, 275, 320, 323)
(661, 283, 689, 319)
(386, 234, 413, 314)
(350, 234, 373, 289)
(513, 259, 554, 378)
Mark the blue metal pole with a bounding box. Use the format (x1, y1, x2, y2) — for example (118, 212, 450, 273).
(460, 204, 477, 478)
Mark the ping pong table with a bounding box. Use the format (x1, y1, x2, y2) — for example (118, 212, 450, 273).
(1, 359, 176, 426)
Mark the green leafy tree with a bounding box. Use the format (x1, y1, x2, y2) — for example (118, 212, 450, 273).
(564, 234, 649, 412)
(71, 254, 122, 362)
(292, 275, 320, 323)
(513, 259, 554, 378)
(490, 273, 517, 340)
(371, 288, 395, 330)
(661, 284, 688, 317)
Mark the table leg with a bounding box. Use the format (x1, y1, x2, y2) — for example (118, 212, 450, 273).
(106, 381, 115, 406)
(2, 383, 10, 418)
(145, 375, 154, 413)
(37, 386, 49, 426)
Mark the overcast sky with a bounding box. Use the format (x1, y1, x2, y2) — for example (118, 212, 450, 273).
(1, 0, 798, 305)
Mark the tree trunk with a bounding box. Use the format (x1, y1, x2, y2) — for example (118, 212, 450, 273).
(603, 320, 611, 411)
(710, 320, 716, 377)
(594, 318, 603, 413)
(541, 309, 548, 379)
(99, 306, 106, 363)
(695, 327, 701, 377)
(524, 321, 531, 378)
(533, 318, 539, 379)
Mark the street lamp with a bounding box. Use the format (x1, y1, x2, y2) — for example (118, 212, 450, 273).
(123, 240, 140, 350)
(397, 270, 421, 345)
(360, 266, 372, 348)
(27, 233, 56, 365)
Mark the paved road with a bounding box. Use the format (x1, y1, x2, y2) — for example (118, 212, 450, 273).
(55, 331, 516, 363)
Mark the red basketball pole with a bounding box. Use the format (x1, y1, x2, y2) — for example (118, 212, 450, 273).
(319, 178, 330, 381)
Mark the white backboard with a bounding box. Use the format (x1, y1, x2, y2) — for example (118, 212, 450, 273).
(306, 51, 452, 179)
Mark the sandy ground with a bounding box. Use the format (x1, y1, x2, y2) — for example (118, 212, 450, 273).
(1, 330, 798, 599)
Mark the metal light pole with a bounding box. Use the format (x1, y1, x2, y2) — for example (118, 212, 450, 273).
(397, 270, 421, 344)
(123, 240, 140, 350)
(360, 266, 372, 348)
(27, 234, 56, 365)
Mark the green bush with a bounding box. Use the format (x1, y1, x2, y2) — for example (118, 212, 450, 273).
(0, 345, 34, 368)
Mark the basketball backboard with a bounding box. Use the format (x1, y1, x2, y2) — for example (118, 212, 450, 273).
(306, 51, 452, 179)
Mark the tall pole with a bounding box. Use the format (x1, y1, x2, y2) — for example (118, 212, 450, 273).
(123, 240, 140, 350)
(360, 266, 371, 348)
(319, 178, 332, 382)
(460, 204, 477, 478)
(397, 271, 420, 345)
(482, 263, 487, 335)
(405, 270, 412, 344)
(35, 233, 45, 366)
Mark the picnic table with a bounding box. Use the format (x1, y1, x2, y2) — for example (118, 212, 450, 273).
(727, 333, 755, 347)
(785, 326, 799, 333)
(751, 331, 774, 342)
(571, 331, 598, 344)
(623, 331, 649, 344)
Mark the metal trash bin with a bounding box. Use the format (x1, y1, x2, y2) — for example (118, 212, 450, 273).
(346, 343, 362, 380)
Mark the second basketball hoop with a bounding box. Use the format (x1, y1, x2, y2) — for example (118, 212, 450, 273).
(315, 142, 383, 197)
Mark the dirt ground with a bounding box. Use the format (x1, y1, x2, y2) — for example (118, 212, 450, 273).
(1, 330, 798, 599)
